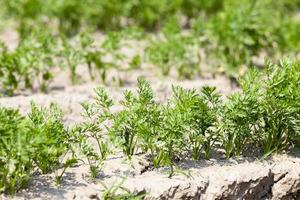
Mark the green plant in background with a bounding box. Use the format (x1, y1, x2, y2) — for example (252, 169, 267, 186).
(87, 0, 130, 30)
(80, 28, 145, 83)
(146, 18, 199, 77)
(0, 0, 299, 91)
(193, 0, 300, 75)
(101, 31, 126, 67)
(0, 27, 144, 95)
(129, 55, 142, 70)
(0, 0, 223, 34)
(19, 30, 56, 92)
(272, 18, 300, 54)
(62, 31, 125, 85)
(1, 0, 46, 38)
(54, 0, 84, 36)
(182, 0, 224, 19)
(79, 32, 106, 82)
(204, 0, 274, 73)
(0, 43, 21, 96)
(61, 35, 83, 84)
(129, 0, 180, 29)
(0, 30, 56, 96)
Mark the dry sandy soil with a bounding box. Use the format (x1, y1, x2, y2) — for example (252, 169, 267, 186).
(0, 153, 298, 200)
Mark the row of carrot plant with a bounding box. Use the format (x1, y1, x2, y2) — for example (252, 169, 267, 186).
(1, 59, 299, 194)
(1, 0, 299, 36)
(1, 13, 300, 96)
(0, 0, 300, 96)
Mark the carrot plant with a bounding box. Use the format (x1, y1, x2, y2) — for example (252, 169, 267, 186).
(0, 0, 239, 35)
(19, 30, 56, 92)
(0, 108, 31, 194)
(256, 60, 300, 154)
(84, 28, 144, 83)
(60, 35, 82, 84)
(221, 60, 300, 157)
(54, 0, 83, 36)
(0, 103, 76, 194)
(109, 78, 161, 159)
(79, 33, 105, 82)
(220, 70, 262, 158)
(61, 31, 128, 85)
(155, 85, 220, 173)
(1, 0, 46, 38)
(145, 21, 199, 78)
(0, 43, 20, 96)
(193, 0, 300, 75)
(83, 59, 300, 170)
(0, 30, 56, 96)
(86, 78, 220, 171)
(72, 86, 114, 178)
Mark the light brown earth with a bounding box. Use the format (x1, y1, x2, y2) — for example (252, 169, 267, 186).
(0, 154, 299, 200)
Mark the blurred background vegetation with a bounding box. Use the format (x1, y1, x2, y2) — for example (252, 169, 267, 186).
(0, 0, 299, 94)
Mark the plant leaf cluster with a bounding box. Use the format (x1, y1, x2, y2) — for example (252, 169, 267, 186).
(0, 0, 226, 36)
(191, 0, 300, 75)
(0, 30, 56, 95)
(0, 29, 139, 96)
(82, 60, 300, 172)
(0, 0, 299, 84)
(0, 103, 75, 194)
